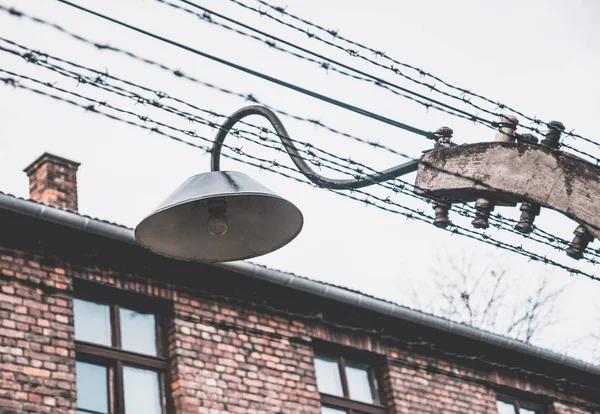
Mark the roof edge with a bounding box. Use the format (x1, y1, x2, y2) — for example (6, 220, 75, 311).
(1, 192, 598, 378)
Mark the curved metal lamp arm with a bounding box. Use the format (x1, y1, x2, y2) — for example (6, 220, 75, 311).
(211, 105, 419, 190)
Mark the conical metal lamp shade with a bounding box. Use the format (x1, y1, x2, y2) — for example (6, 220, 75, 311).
(135, 171, 303, 262)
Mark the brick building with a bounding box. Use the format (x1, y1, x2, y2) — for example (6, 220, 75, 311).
(0, 153, 599, 414)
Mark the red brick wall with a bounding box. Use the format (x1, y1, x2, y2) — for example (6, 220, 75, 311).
(383, 354, 497, 413)
(0, 252, 75, 414)
(170, 298, 321, 413)
(0, 246, 597, 414)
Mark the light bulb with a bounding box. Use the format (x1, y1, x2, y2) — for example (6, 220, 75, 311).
(207, 213, 229, 236)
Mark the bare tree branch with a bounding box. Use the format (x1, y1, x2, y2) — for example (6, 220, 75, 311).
(400, 250, 570, 344)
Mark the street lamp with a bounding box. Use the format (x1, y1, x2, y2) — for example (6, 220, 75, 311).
(134, 105, 422, 262)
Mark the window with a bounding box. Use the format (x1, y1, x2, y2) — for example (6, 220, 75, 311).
(497, 396, 543, 414)
(314, 351, 385, 414)
(74, 294, 168, 414)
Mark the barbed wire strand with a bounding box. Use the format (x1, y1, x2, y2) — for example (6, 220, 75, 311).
(1, 73, 596, 281)
(2, 42, 590, 262)
(245, 0, 600, 149)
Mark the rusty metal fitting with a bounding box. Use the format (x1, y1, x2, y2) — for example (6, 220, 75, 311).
(540, 120, 565, 149)
(433, 126, 453, 148)
(514, 202, 541, 234)
(517, 133, 539, 145)
(472, 198, 495, 229)
(432, 201, 451, 228)
(565, 225, 594, 260)
(494, 115, 519, 142)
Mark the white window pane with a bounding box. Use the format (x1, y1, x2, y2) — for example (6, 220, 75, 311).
(120, 307, 157, 356)
(74, 298, 111, 346)
(123, 366, 162, 414)
(76, 361, 109, 414)
(314, 356, 343, 396)
(345, 364, 374, 403)
(497, 400, 516, 414)
(321, 407, 346, 414)
(520, 409, 537, 414)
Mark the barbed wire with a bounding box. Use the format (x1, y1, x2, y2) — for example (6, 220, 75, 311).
(3, 17, 599, 245)
(5, 7, 596, 251)
(2, 40, 593, 262)
(228, 0, 600, 162)
(3, 246, 599, 406)
(1, 3, 599, 404)
(0, 8, 420, 160)
(0, 39, 423, 177)
(159, 0, 499, 131)
(10, 4, 599, 168)
(168, 0, 600, 167)
(242, 0, 600, 150)
(560, 142, 600, 165)
(2, 71, 597, 280)
(41, 1, 439, 140)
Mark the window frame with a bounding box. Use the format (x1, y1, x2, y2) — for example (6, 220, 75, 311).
(497, 394, 544, 414)
(315, 348, 386, 414)
(74, 282, 170, 414)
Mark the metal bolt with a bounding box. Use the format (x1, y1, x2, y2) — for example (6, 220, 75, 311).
(517, 133, 539, 145)
(432, 201, 451, 228)
(434, 126, 453, 148)
(494, 115, 519, 142)
(472, 198, 495, 229)
(514, 202, 541, 234)
(540, 120, 565, 149)
(565, 225, 594, 260)
(470, 116, 515, 232)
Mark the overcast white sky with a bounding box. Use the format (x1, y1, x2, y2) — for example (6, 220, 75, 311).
(1, 0, 599, 362)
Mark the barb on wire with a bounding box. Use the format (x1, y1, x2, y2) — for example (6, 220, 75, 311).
(1, 71, 596, 281)
(247, 0, 599, 150)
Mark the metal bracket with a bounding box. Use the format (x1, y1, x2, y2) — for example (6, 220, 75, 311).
(414, 119, 598, 259)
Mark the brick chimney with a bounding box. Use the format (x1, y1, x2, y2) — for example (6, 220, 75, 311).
(23, 153, 81, 213)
